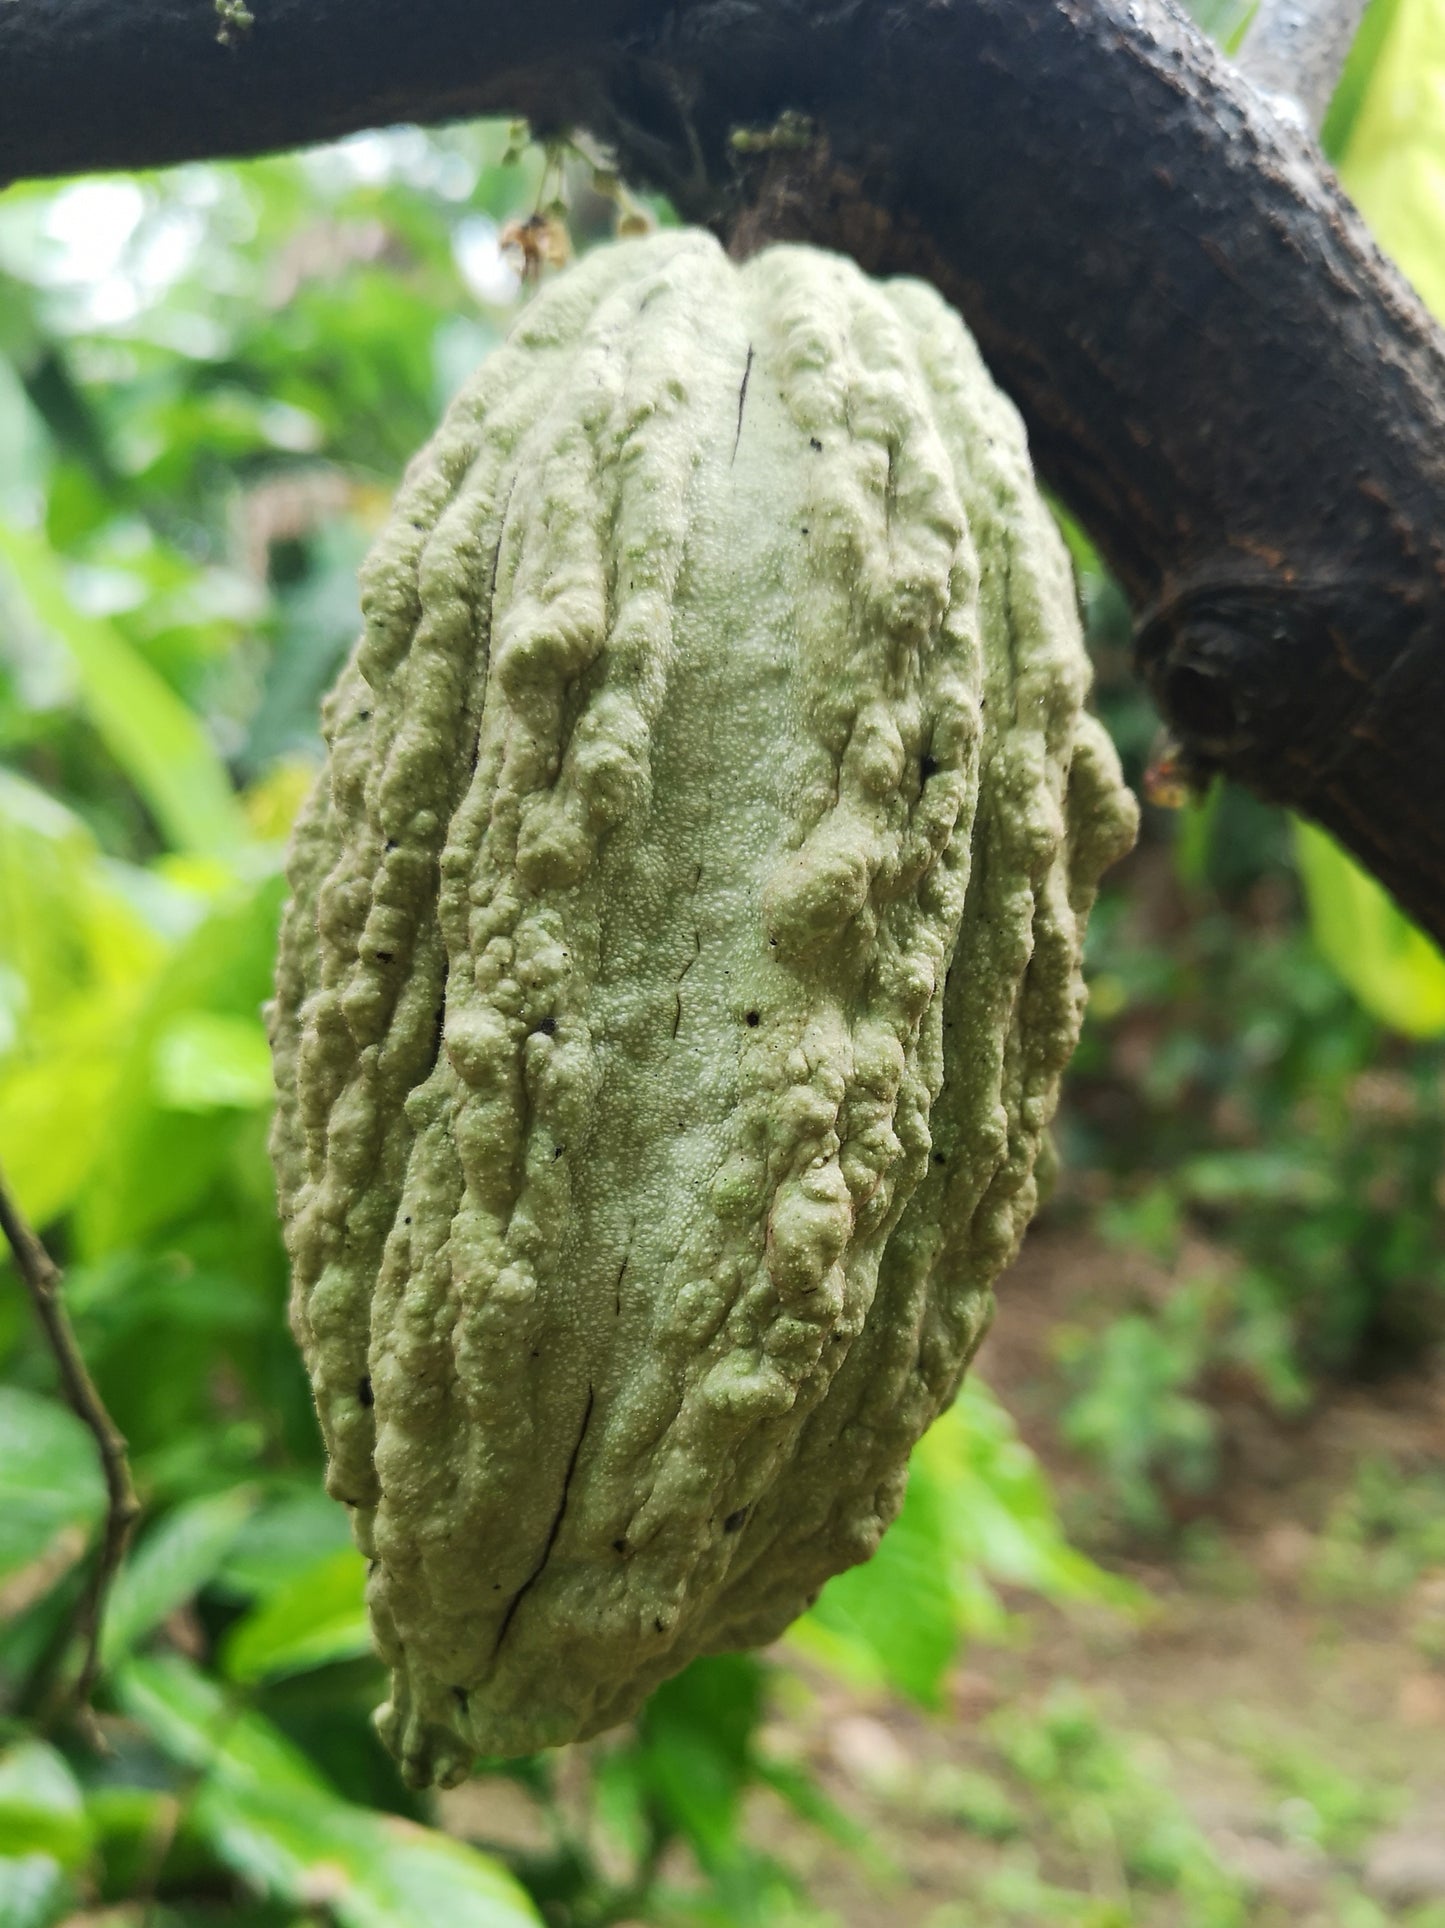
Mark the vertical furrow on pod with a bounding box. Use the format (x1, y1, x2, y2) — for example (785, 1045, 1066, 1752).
(275, 238, 680, 1542)
(279, 337, 566, 1530)
(721, 276, 1115, 1641)
(688, 263, 987, 1646)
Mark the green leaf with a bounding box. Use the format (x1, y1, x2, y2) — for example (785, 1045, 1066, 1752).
(0, 771, 168, 1222)
(796, 1382, 1138, 1703)
(0, 1741, 90, 1868)
(0, 1854, 71, 1928)
(101, 1487, 258, 1666)
(633, 1656, 767, 1870)
(74, 869, 286, 1257)
(152, 1010, 275, 1111)
(217, 1489, 356, 1599)
(118, 1655, 541, 1928)
(1295, 820, 1445, 1038)
(0, 519, 247, 859)
(368, 1820, 547, 1928)
(1321, 0, 1403, 160)
(0, 769, 162, 1025)
(116, 1652, 334, 1794)
(795, 1464, 962, 1706)
(223, 1547, 373, 1684)
(1337, 0, 1445, 319)
(1180, 1148, 1332, 1207)
(0, 1018, 124, 1229)
(0, 1388, 105, 1594)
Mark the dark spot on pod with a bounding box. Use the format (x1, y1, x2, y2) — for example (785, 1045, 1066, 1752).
(723, 1508, 747, 1533)
(403, 1216, 412, 1226)
(612, 1538, 628, 1554)
(385, 839, 398, 852)
(536, 1016, 557, 1036)
(452, 1686, 469, 1710)
(653, 1618, 666, 1634)
(800, 526, 810, 536)
(745, 1010, 760, 1027)
(809, 437, 823, 452)
(921, 753, 939, 780)
(358, 710, 371, 722)
(554, 1144, 566, 1158)
(933, 1151, 946, 1166)
(368, 1559, 380, 1574)
(358, 1377, 374, 1407)
(374, 951, 394, 965)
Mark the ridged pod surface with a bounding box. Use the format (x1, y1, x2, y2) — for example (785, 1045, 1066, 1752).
(268, 231, 1137, 1786)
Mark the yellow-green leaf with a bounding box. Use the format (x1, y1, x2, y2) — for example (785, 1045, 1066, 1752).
(1295, 820, 1445, 1036)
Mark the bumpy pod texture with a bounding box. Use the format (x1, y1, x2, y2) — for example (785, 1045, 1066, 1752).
(269, 232, 1136, 1787)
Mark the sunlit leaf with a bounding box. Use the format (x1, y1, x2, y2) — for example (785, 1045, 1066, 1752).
(1337, 0, 1445, 319)
(0, 520, 246, 858)
(117, 1652, 332, 1795)
(0, 1741, 89, 1868)
(0, 1015, 127, 1227)
(119, 1655, 541, 1927)
(0, 1853, 70, 1928)
(223, 1547, 373, 1684)
(0, 768, 164, 1018)
(631, 1656, 766, 1870)
(0, 1388, 105, 1593)
(217, 1489, 356, 1599)
(796, 1382, 1139, 1703)
(152, 1011, 275, 1111)
(75, 869, 285, 1257)
(1295, 821, 1445, 1038)
(101, 1487, 258, 1666)
(797, 1455, 964, 1707)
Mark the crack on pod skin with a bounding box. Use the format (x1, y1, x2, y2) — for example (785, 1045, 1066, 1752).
(732, 343, 754, 465)
(269, 231, 1138, 1779)
(493, 1384, 594, 1660)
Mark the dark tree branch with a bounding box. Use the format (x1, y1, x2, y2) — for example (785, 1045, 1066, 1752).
(3, 0, 1445, 943)
(0, 1166, 141, 1725)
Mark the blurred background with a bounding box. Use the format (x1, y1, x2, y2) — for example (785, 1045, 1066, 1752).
(3, 2, 1445, 1923)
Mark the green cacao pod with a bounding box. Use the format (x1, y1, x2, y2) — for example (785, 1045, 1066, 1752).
(268, 230, 1137, 1787)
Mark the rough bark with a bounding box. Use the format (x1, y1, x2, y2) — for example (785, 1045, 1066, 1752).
(2, 0, 1444, 943)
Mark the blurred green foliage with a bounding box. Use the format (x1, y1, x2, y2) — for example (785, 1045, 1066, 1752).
(3, 2, 1445, 1919)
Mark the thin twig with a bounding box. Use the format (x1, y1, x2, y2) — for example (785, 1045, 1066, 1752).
(0, 1163, 141, 1725)
(1236, 0, 1374, 132)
